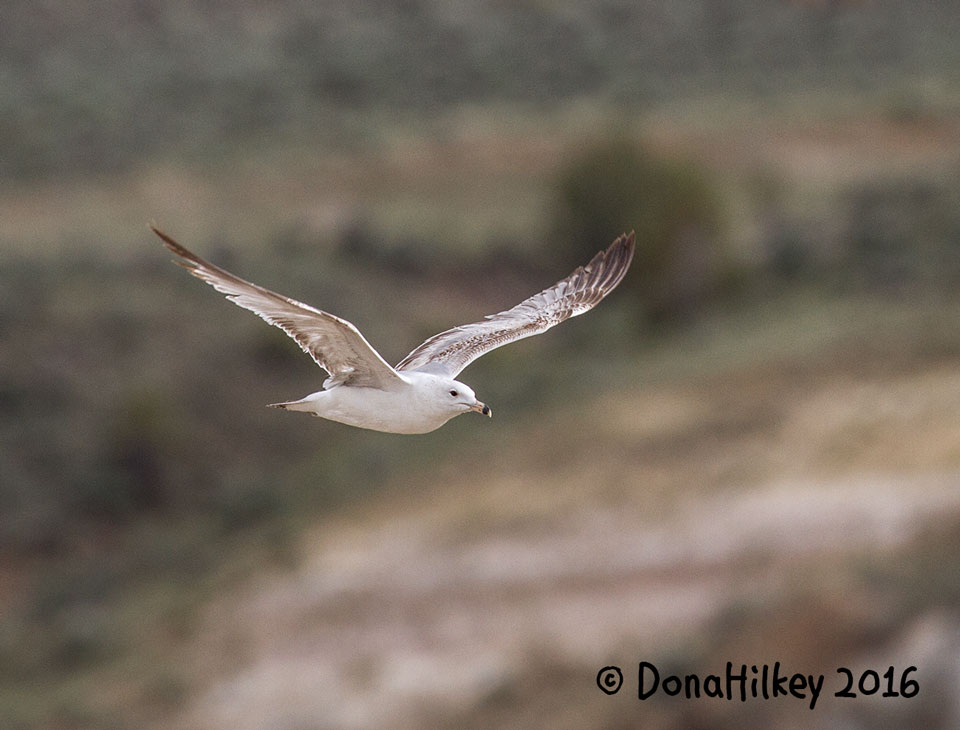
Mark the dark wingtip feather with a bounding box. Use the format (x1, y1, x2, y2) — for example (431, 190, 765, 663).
(588, 230, 635, 294)
(149, 223, 196, 261)
(611, 230, 636, 269)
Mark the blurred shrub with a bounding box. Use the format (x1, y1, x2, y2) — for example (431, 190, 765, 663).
(212, 480, 284, 534)
(77, 391, 182, 519)
(553, 136, 728, 321)
(335, 218, 442, 277)
(842, 174, 960, 290)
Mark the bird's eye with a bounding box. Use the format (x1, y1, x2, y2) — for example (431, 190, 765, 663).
(449, 389, 458, 397)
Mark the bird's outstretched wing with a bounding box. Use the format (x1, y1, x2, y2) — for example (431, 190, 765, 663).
(152, 226, 406, 390)
(396, 232, 635, 377)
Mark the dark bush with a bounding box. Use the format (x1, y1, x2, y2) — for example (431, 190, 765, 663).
(842, 175, 960, 290)
(553, 136, 727, 320)
(77, 392, 183, 519)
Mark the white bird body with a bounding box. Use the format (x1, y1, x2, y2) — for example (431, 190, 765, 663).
(152, 225, 634, 434)
(275, 371, 483, 434)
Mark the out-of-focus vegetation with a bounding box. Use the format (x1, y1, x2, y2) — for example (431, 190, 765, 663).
(554, 136, 727, 318)
(2, 0, 959, 181)
(3, 1, 960, 729)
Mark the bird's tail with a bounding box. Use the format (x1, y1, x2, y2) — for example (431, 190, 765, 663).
(266, 398, 317, 414)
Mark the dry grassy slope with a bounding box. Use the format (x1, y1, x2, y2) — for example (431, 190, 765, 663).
(3, 106, 958, 259)
(164, 310, 960, 730)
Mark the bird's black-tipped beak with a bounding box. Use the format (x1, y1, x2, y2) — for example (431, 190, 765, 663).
(470, 401, 492, 417)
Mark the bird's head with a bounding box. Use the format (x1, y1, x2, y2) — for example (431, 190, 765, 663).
(440, 379, 491, 418)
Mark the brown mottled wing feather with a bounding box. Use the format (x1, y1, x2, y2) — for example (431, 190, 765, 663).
(152, 226, 405, 390)
(396, 232, 635, 377)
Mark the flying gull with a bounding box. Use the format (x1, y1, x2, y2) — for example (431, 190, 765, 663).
(153, 226, 634, 434)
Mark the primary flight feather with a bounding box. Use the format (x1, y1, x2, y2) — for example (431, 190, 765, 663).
(153, 226, 634, 434)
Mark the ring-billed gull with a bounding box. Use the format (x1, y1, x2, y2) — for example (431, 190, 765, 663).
(153, 226, 634, 434)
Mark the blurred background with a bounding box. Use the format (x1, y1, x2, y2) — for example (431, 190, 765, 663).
(3, 1, 960, 728)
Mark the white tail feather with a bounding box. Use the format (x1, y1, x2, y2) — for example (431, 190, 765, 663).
(266, 398, 316, 413)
